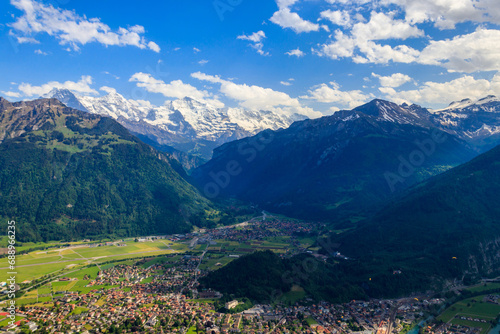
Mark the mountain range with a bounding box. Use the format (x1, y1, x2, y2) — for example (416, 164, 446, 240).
(430, 95, 500, 150)
(0, 97, 217, 242)
(192, 99, 483, 220)
(37, 89, 500, 222)
(352, 96, 500, 148)
(43, 88, 500, 165)
(43, 88, 307, 162)
(3, 91, 500, 297)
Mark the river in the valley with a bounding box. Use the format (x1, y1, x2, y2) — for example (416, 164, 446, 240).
(489, 322, 500, 334)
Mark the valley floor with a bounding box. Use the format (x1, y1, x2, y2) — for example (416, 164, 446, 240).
(0, 216, 498, 333)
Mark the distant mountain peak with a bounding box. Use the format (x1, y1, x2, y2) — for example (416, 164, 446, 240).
(443, 95, 500, 111)
(477, 95, 499, 104)
(44, 88, 305, 159)
(0, 96, 12, 109)
(351, 98, 431, 127)
(447, 98, 473, 108)
(479, 94, 496, 100)
(42, 88, 89, 112)
(170, 96, 211, 110)
(354, 98, 403, 113)
(429, 96, 500, 150)
(44, 87, 72, 96)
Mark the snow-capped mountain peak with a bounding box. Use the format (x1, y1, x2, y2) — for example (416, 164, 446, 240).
(439, 95, 500, 112)
(445, 98, 473, 110)
(78, 92, 151, 121)
(352, 99, 431, 127)
(42, 88, 89, 112)
(477, 95, 499, 105)
(43, 88, 307, 159)
(427, 95, 500, 147)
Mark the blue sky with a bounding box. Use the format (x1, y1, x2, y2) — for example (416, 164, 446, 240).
(1, 0, 500, 116)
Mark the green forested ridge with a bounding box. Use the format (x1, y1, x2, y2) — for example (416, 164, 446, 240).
(200, 250, 429, 304)
(331, 144, 500, 285)
(0, 98, 214, 241)
(200, 251, 291, 303)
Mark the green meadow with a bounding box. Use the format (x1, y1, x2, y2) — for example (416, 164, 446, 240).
(0, 240, 184, 282)
(437, 295, 500, 334)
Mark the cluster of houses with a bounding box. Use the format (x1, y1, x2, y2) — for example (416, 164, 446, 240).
(484, 294, 499, 304)
(205, 219, 318, 244)
(3, 253, 449, 334)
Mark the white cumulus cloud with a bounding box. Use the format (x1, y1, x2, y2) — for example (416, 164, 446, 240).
(372, 72, 413, 87)
(8, 0, 160, 52)
(34, 49, 48, 55)
(237, 31, 269, 56)
(129, 73, 223, 107)
(379, 74, 500, 107)
(192, 71, 322, 118)
(320, 9, 352, 27)
(1, 91, 22, 99)
(17, 75, 98, 97)
(314, 0, 500, 74)
(285, 48, 305, 57)
(381, 0, 500, 29)
(351, 11, 424, 41)
(100, 86, 117, 95)
(418, 29, 500, 73)
(270, 0, 321, 33)
(301, 82, 373, 109)
(316, 12, 422, 64)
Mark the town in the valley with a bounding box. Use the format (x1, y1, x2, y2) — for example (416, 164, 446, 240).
(1, 216, 499, 334)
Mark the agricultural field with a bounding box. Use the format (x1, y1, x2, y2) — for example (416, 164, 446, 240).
(0, 237, 92, 253)
(0, 217, 324, 312)
(209, 238, 303, 254)
(138, 256, 169, 269)
(280, 285, 307, 305)
(197, 234, 317, 272)
(467, 283, 500, 293)
(0, 314, 24, 328)
(437, 295, 500, 334)
(10, 279, 121, 307)
(0, 239, 186, 282)
(198, 254, 236, 271)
